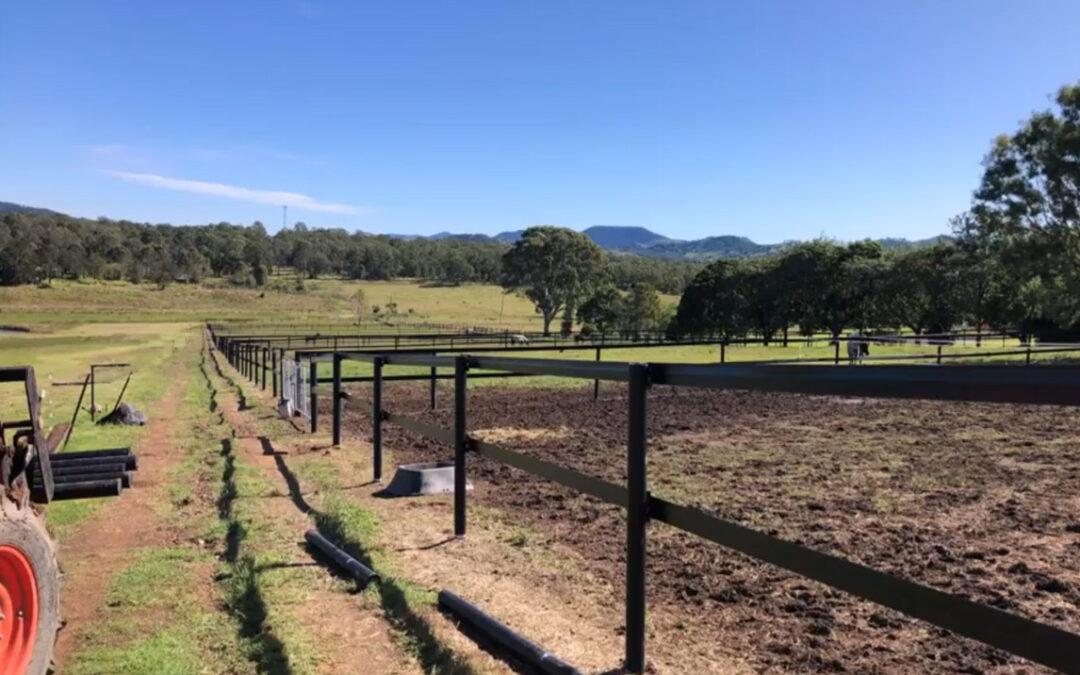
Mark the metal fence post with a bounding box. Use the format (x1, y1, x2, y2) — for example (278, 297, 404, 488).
(261, 347, 268, 390)
(454, 355, 468, 537)
(332, 353, 342, 446)
(309, 360, 318, 433)
(626, 363, 649, 673)
(594, 346, 601, 400)
(373, 356, 383, 482)
(720, 340, 726, 364)
(430, 364, 437, 409)
(272, 348, 279, 397)
(936, 344, 943, 365)
(90, 366, 96, 421)
(834, 338, 840, 365)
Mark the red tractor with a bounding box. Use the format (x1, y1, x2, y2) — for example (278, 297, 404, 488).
(0, 367, 136, 674)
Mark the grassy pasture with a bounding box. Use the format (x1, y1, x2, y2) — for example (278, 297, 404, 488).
(0, 277, 613, 330)
(321, 336, 1038, 390)
(0, 275, 1071, 672)
(0, 322, 194, 535)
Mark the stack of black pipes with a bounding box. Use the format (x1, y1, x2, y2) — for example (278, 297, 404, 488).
(32, 447, 138, 500)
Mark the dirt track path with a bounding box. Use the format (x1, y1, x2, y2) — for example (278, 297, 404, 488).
(208, 344, 421, 674)
(52, 353, 191, 669)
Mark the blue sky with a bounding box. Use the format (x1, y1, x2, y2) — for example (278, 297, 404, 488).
(2, 1, 1078, 242)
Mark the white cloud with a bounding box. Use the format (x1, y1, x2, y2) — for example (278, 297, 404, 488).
(106, 171, 361, 216)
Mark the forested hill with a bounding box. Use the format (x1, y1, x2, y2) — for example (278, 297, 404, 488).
(392, 223, 947, 258)
(0, 201, 64, 217)
(0, 201, 945, 262)
(0, 205, 701, 293)
(0, 199, 946, 294)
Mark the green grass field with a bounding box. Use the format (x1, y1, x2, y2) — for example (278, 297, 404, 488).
(0, 276, 665, 330)
(0, 276, 1072, 672)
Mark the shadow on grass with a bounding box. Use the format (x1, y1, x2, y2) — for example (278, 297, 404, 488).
(229, 555, 293, 675)
(311, 510, 473, 675)
(217, 435, 292, 674)
(207, 345, 252, 411)
(271, 451, 315, 515)
(258, 434, 472, 674)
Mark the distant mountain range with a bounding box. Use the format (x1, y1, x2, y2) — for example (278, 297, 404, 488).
(424, 224, 950, 260)
(2, 200, 949, 261)
(0, 201, 64, 217)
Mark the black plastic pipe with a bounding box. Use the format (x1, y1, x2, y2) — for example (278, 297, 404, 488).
(50, 462, 127, 477)
(36, 471, 131, 489)
(53, 471, 132, 488)
(51, 454, 137, 471)
(49, 447, 131, 460)
(437, 590, 580, 675)
(304, 530, 380, 587)
(51, 479, 122, 500)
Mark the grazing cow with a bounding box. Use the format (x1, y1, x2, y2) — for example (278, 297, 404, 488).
(509, 333, 529, 345)
(847, 334, 870, 364)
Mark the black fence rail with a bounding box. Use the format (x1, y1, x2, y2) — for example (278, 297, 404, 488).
(209, 322, 1080, 671)
(209, 324, 1080, 447)
(344, 352, 1080, 673)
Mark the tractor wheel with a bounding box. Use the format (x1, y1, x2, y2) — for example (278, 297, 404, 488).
(0, 497, 59, 675)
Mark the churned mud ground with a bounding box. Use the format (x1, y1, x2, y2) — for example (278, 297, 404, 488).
(336, 381, 1080, 673)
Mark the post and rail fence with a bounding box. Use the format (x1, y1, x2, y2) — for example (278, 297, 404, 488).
(333, 350, 1080, 673)
(208, 325, 1080, 671)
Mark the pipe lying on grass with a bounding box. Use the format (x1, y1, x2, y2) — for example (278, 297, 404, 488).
(51, 478, 122, 500)
(51, 454, 137, 471)
(49, 471, 132, 488)
(437, 590, 581, 675)
(50, 462, 127, 477)
(50, 447, 132, 460)
(36, 469, 132, 489)
(304, 530, 380, 587)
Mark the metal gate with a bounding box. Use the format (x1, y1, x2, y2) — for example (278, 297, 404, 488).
(281, 359, 311, 418)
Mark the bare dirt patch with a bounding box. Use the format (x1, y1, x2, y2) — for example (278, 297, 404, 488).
(337, 382, 1080, 673)
(52, 357, 192, 668)
(472, 426, 574, 444)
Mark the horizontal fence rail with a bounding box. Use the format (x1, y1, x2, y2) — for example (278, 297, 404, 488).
(646, 496, 1080, 673)
(210, 323, 1080, 673)
(359, 351, 1080, 673)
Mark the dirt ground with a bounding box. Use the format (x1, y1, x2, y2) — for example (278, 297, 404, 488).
(52, 354, 191, 668)
(335, 381, 1080, 673)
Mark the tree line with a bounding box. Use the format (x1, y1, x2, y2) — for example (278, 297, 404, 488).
(501, 82, 1080, 340)
(499, 226, 676, 335)
(669, 82, 1080, 341)
(0, 213, 699, 294)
